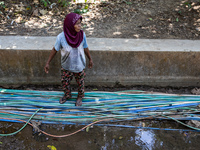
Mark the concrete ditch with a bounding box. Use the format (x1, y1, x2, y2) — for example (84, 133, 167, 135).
(0, 36, 200, 87)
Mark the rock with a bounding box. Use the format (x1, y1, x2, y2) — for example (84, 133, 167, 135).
(32, 9, 39, 17)
(187, 120, 200, 128)
(139, 8, 152, 15)
(33, 0, 39, 5)
(196, 27, 200, 32)
(191, 88, 200, 95)
(39, 9, 48, 16)
(15, 16, 23, 23)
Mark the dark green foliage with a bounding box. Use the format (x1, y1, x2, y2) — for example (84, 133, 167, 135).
(58, 0, 71, 7)
(40, 0, 51, 7)
(74, 8, 88, 14)
(0, 1, 5, 8)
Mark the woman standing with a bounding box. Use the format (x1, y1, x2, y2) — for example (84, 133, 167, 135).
(44, 13, 93, 106)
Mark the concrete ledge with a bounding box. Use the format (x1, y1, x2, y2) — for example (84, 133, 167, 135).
(1, 36, 200, 87)
(1, 36, 200, 51)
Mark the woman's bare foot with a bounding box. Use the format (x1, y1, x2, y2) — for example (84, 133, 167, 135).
(75, 97, 82, 106)
(59, 96, 67, 104)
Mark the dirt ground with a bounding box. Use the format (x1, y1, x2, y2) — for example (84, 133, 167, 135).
(1, 0, 200, 94)
(0, 0, 200, 39)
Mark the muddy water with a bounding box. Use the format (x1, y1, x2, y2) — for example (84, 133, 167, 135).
(0, 120, 199, 150)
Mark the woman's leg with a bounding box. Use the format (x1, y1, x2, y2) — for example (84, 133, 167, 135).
(74, 70, 86, 106)
(60, 68, 73, 103)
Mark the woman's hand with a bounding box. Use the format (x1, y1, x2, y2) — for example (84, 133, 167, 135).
(84, 48, 93, 69)
(88, 59, 93, 69)
(44, 47, 57, 74)
(44, 63, 50, 73)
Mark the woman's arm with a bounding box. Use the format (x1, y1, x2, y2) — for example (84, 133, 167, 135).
(44, 47, 57, 73)
(84, 47, 93, 69)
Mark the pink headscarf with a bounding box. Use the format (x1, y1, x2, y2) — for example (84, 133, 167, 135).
(63, 13, 83, 48)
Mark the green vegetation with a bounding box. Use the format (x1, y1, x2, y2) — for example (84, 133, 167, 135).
(0, 1, 5, 8)
(58, 0, 71, 7)
(37, 0, 89, 14)
(183, 1, 192, 8)
(40, 0, 51, 7)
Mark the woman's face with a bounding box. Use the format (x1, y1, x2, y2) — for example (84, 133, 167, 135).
(74, 19, 81, 32)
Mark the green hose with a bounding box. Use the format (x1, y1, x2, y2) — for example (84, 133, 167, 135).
(0, 108, 42, 136)
(162, 115, 200, 131)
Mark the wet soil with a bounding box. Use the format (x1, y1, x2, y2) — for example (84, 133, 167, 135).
(1, 120, 200, 150)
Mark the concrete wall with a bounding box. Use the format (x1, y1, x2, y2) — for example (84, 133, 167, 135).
(1, 36, 200, 87)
